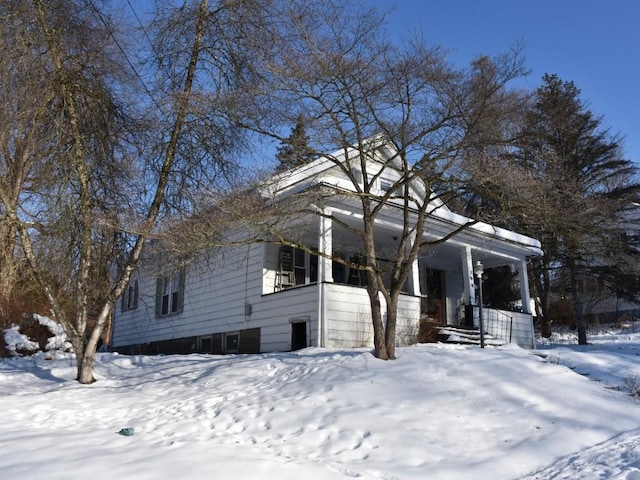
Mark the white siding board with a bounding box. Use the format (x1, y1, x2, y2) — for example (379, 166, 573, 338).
(322, 284, 420, 348)
(258, 287, 319, 351)
(113, 243, 266, 346)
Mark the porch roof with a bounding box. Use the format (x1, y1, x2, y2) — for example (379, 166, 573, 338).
(262, 136, 542, 264)
(323, 191, 542, 262)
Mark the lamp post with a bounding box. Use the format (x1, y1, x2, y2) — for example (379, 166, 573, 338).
(473, 260, 485, 348)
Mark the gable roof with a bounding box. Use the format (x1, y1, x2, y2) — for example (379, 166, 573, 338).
(263, 135, 449, 211)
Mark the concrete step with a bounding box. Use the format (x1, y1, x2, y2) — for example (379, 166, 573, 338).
(436, 325, 507, 346)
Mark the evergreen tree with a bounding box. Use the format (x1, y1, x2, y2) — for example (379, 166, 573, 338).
(511, 74, 639, 342)
(459, 74, 640, 342)
(276, 115, 316, 171)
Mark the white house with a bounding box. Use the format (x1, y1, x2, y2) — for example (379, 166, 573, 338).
(112, 140, 543, 354)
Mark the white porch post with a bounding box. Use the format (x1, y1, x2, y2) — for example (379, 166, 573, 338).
(319, 208, 333, 282)
(461, 247, 477, 305)
(411, 257, 421, 296)
(518, 259, 532, 314)
(317, 208, 333, 348)
(407, 230, 421, 296)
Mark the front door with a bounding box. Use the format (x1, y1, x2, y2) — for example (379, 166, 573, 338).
(423, 268, 445, 325)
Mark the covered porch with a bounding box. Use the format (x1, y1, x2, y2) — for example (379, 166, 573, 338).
(262, 201, 541, 349)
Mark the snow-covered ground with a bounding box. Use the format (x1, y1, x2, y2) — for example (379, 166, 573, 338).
(1, 327, 640, 479)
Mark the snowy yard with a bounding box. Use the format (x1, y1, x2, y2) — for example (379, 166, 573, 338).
(1, 328, 640, 479)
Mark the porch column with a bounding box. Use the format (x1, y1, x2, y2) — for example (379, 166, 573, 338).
(411, 257, 421, 296)
(518, 259, 532, 314)
(317, 208, 333, 349)
(461, 247, 477, 305)
(406, 230, 421, 296)
(319, 208, 333, 282)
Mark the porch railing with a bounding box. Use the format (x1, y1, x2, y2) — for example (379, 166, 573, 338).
(464, 305, 535, 348)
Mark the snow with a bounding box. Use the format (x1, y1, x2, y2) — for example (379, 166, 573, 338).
(3, 326, 39, 356)
(32, 313, 73, 352)
(3, 314, 72, 356)
(1, 326, 640, 479)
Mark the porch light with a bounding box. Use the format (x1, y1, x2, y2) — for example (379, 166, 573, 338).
(473, 260, 483, 278)
(473, 261, 485, 348)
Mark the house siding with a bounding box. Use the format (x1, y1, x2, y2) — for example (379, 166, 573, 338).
(112, 243, 321, 354)
(113, 243, 265, 350)
(257, 286, 319, 351)
(323, 283, 421, 348)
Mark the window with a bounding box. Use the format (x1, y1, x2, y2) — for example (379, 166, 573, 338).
(121, 280, 138, 312)
(224, 332, 239, 353)
(155, 268, 185, 317)
(199, 336, 213, 353)
(294, 247, 306, 286)
(380, 179, 393, 193)
(278, 246, 317, 290)
(332, 254, 368, 286)
(347, 254, 368, 286)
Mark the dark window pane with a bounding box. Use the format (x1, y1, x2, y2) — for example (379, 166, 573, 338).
(310, 255, 318, 283)
(162, 295, 169, 315)
(225, 334, 239, 352)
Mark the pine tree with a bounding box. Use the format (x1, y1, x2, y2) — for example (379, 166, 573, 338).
(518, 74, 640, 342)
(276, 115, 316, 171)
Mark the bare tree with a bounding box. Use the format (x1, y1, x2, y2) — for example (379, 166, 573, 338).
(237, 2, 528, 359)
(0, 2, 61, 314)
(0, 0, 277, 383)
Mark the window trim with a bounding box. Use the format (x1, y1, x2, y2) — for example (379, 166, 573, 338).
(278, 245, 318, 290)
(121, 280, 139, 312)
(380, 179, 393, 193)
(155, 268, 185, 318)
(223, 332, 239, 353)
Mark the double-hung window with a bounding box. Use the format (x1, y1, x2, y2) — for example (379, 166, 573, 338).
(278, 246, 318, 289)
(155, 268, 185, 317)
(121, 280, 138, 312)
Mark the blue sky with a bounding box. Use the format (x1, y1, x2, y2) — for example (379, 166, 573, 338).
(375, 0, 640, 164)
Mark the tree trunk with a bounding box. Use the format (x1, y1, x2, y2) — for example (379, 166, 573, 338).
(541, 265, 552, 337)
(368, 282, 389, 359)
(532, 258, 552, 338)
(67, 335, 92, 383)
(384, 295, 398, 359)
(75, 343, 96, 384)
(80, 302, 113, 383)
(568, 260, 587, 345)
(0, 222, 17, 304)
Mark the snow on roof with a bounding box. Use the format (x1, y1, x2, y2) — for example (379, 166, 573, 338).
(263, 136, 541, 253)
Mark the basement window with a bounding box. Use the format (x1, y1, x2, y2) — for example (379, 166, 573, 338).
(224, 332, 239, 353)
(199, 335, 213, 353)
